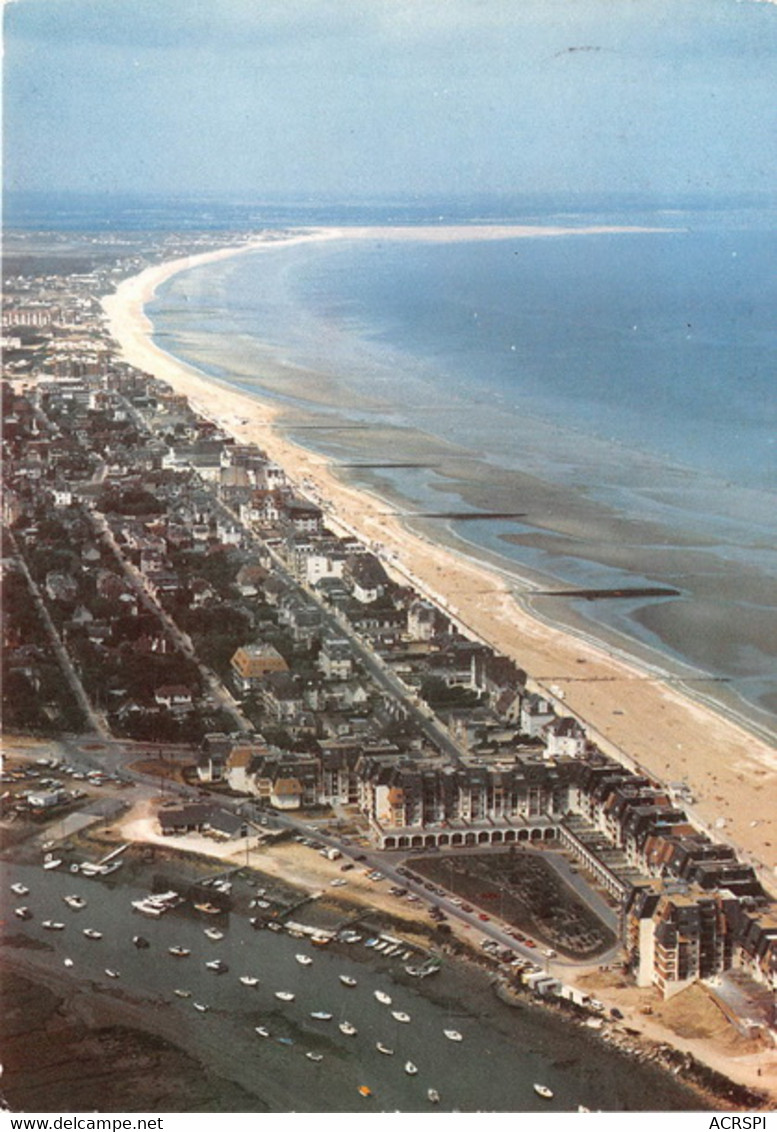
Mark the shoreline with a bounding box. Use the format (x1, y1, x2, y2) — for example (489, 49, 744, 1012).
(100, 226, 777, 889)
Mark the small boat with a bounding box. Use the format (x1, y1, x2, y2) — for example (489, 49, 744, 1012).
(204, 927, 224, 941)
(255, 1026, 270, 1037)
(339, 1021, 357, 1036)
(173, 989, 191, 998)
(339, 975, 357, 987)
(305, 1052, 323, 1062)
(373, 941, 387, 952)
(276, 1037, 294, 1046)
(194, 902, 222, 915)
(295, 953, 313, 966)
(104, 968, 120, 979)
(404, 1061, 418, 1075)
(10, 883, 29, 896)
(364, 938, 378, 948)
(275, 990, 295, 1001)
(358, 1086, 372, 1098)
(310, 1011, 332, 1021)
(70, 864, 81, 874)
(444, 1028, 463, 1042)
(132, 935, 150, 949)
(101, 861, 122, 876)
(534, 1084, 553, 1100)
(42, 920, 65, 931)
(131, 899, 164, 917)
(63, 894, 86, 910)
(427, 1089, 441, 1104)
(374, 989, 392, 1005)
(375, 1042, 394, 1055)
(205, 959, 228, 973)
(64, 957, 74, 968)
(239, 975, 259, 987)
(14, 907, 32, 920)
(392, 1010, 411, 1023)
(43, 858, 62, 871)
(168, 946, 191, 958)
(83, 928, 102, 939)
(192, 1002, 209, 1013)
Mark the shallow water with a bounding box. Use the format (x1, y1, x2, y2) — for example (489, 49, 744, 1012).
(2, 859, 704, 1113)
(149, 217, 777, 738)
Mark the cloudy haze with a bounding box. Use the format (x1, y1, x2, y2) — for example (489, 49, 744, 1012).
(4, 0, 776, 201)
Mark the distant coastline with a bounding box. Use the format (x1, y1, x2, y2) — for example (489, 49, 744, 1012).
(101, 225, 777, 892)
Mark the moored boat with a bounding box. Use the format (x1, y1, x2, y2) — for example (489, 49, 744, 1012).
(168, 945, 191, 957)
(63, 894, 86, 910)
(404, 1061, 418, 1075)
(63, 958, 74, 968)
(255, 1026, 270, 1037)
(83, 928, 102, 939)
(104, 968, 120, 979)
(374, 989, 392, 1005)
(534, 1084, 553, 1100)
(375, 1042, 394, 1055)
(275, 990, 295, 1001)
(305, 1051, 323, 1062)
(339, 974, 357, 987)
(295, 953, 313, 965)
(14, 907, 32, 920)
(42, 920, 65, 930)
(427, 1089, 441, 1104)
(204, 927, 224, 941)
(192, 1002, 209, 1012)
(239, 975, 259, 986)
(339, 1021, 357, 1036)
(310, 1010, 332, 1020)
(10, 883, 29, 896)
(43, 858, 62, 871)
(205, 959, 228, 973)
(392, 1010, 411, 1023)
(132, 935, 150, 949)
(193, 901, 222, 915)
(358, 1085, 372, 1097)
(173, 989, 191, 998)
(444, 1028, 463, 1042)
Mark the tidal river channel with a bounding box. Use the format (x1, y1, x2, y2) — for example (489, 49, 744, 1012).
(2, 856, 705, 1113)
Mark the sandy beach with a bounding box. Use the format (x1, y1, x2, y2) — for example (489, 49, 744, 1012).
(101, 225, 777, 891)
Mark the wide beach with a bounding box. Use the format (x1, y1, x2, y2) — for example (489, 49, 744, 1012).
(101, 226, 777, 891)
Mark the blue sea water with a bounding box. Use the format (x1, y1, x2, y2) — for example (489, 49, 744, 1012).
(147, 209, 777, 738)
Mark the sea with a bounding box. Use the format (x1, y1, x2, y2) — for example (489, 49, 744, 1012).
(133, 197, 777, 742)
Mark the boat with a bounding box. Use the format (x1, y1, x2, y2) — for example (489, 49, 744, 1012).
(427, 1089, 441, 1104)
(373, 941, 387, 952)
(310, 1011, 332, 1021)
(339, 975, 357, 987)
(375, 1042, 394, 1055)
(83, 928, 102, 939)
(295, 953, 313, 965)
(131, 899, 164, 917)
(444, 1028, 463, 1042)
(404, 965, 420, 977)
(255, 1026, 270, 1037)
(173, 989, 191, 998)
(10, 883, 29, 896)
(193, 901, 222, 915)
(305, 1052, 323, 1062)
(132, 935, 150, 949)
(14, 907, 32, 920)
(358, 1086, 372, 1098)
(70, 864, 81, 874)
(374, 989, 392, 1005)
(392, 1010, 411, 1023)
(364, 937, 378, 948)
(63, 894, 86, 910)
(205, 959, 228, 973)
(339, 1021, 357, 1036)
(64, 958, 74, 968)
(276, 1037, 294, 1046)
(404, 1061, 418, 1075)
(192, 1002, 209, 1012)
(534, 1084, 553, 1100)
(239, 975, 259, 987)
(168, 946, 191, 958)
(275, 990, 295, 1001)
(101, 861, 123, 876)
(43, 858, 62, 870)
(42, 920, 65, 930)
(104, 968, 120, 979)
(204, 927, 224, 941)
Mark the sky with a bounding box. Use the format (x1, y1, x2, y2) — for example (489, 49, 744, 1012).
(3, 0, 777, 203)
